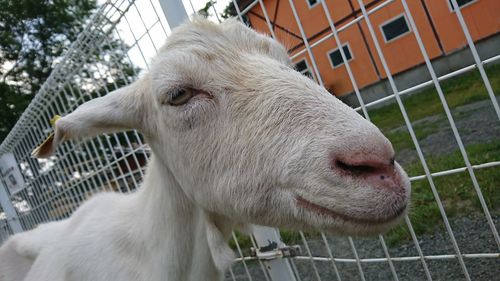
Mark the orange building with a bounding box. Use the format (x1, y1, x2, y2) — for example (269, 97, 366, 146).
(237, 0, 500, 98)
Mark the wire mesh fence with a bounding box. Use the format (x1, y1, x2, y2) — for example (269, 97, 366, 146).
(0, 0, 498, 280)
(0, 206, 13, 244)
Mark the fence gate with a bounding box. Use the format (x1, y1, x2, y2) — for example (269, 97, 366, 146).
(0, 0, 498, 280)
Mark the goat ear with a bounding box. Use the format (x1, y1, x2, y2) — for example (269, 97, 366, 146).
(205, 212, 235, 272)
(32, 81, 148, 159)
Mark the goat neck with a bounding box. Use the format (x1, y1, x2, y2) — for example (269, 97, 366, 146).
(129, 155, 225, 280)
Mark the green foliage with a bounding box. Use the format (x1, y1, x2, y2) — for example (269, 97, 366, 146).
(0, 82, 32, 138)
(198, 0, 217, 18)
(221, 1, 237, 19)
(0, 0, 138, 143)
(0, 0, 97, 141)
(199, 0, 249, 25)
(228, 231, 252, 253)
(1, 1, 141, 214)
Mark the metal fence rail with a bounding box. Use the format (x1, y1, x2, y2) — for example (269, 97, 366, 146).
(0, 206, 13, 244)
(0, 0, 498, 280)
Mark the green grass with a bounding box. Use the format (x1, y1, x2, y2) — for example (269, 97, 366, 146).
(369, 63, 500, 132)
(385, 140, 500, 245)
(384, 121, 441, 152)
(368, 64, 500, 244)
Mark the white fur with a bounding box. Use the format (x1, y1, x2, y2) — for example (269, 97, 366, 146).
(0, 18, 411, 281)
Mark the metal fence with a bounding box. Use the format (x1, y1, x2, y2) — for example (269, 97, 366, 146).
(0, 0, 498, 280)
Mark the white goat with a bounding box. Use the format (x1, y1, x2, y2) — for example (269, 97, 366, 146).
(0, 18, 411, 281)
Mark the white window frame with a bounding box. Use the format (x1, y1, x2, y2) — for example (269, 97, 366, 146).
(447, 0, 479, 12)
(327, 43, 354, 69)
(295, 59, 314, 79)
(379, 13, 412, 43)
(306, 0, 321, 9)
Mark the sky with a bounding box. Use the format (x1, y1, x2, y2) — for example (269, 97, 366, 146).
(106, 0, 232, 71)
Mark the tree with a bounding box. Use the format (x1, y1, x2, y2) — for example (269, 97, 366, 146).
(0, 0, 107, 142)
(0, 0, 144, 221)
(221, 1, 238, 19)
(198, 0, 248, 24)
(198, 0, 217, 18)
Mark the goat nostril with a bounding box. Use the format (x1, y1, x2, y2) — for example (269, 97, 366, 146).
(333, 155, 402, 191)
(335, 160, 377, 175)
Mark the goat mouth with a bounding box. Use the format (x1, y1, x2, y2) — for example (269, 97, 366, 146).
(296, 196, 406, 225)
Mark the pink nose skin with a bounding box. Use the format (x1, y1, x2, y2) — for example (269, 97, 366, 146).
(332, 153, 403, 193)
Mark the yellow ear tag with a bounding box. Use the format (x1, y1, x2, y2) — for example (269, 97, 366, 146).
(50, 115, 61, 127)
(32, 115, 62, 157)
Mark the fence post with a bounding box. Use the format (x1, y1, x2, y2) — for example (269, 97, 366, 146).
(0, 180, 23, 234)
(252, 225, 298, 281)
(158, 0, 189, 29)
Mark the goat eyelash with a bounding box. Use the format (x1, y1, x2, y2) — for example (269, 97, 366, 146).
(168, 88, 193, 106)
(163, 87, 213, 107)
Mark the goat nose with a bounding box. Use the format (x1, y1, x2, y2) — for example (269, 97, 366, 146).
(332, 152, 402, 192)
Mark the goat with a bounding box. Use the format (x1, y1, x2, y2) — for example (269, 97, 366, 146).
(0, 18, 411, 281)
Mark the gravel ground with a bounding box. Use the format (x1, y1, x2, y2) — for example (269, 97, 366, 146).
(225, 98, 500, 281)
(395, 97, 500, 166)
(226, 213, 500, 281)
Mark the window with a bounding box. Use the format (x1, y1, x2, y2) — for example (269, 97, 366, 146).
(307, 0, 320, 8)
(448, 0, 477, 11)
(295, 59, 313, 79)
(380, 15, 411, 43)
(328, 44, 353, 68)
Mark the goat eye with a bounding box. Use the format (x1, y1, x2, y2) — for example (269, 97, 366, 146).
(168, 88, 193, 106)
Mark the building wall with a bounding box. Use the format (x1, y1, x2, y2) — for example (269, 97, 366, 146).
(339, 32, 500, 108)
(424, 0, 500, 54)
(243, 0, 500, 96)
(292, 25, 382, 95)
(354, 0, 442, 77)
(247, 0, 303, 48)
